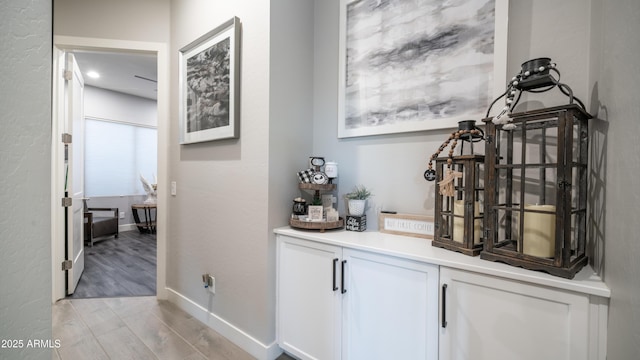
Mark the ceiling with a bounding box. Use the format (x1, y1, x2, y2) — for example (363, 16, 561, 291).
(72, 51, 158, 100)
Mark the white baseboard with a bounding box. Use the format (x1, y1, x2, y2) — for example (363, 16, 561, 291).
(119, 223, 137, 232)
(165, 287, 283, 360)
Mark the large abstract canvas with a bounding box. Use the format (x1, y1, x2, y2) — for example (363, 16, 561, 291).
(338, 0, 508, 138)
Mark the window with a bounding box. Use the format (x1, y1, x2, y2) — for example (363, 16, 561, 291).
(84, 118, 157, 196)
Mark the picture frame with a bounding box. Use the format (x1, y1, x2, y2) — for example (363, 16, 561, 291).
(179, 17, 240, 144)
(308, 205, 324, 222)
(338, 0, 509, 138)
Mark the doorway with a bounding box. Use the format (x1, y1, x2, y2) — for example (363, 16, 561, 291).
(52, 36, 168, 302)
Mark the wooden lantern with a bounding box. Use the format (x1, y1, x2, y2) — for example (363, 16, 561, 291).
(432, 154, 485, 256)
(481, 104, 590, 278)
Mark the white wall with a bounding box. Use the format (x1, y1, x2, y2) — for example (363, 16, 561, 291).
(596, 1, 640, 358)
(0, 1, 52, 359)
(85, 86, 158, 127)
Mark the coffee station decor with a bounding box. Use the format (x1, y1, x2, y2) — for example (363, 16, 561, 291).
(290, 157, 344, 232)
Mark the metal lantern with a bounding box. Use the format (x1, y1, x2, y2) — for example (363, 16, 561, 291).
(481, 104, 590, 278)
(427, 121, 485, 256)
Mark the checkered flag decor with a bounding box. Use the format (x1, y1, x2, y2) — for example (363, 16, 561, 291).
(297, 168, 314, 183)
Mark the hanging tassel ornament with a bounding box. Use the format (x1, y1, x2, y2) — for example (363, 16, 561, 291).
(424, 127, 482, 182)
(438, 168, 463, 197)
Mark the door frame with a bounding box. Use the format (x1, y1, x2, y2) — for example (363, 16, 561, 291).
(51, 36, 169, 302)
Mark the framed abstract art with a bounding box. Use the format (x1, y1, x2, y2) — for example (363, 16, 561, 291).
(338, 0, 508, 138)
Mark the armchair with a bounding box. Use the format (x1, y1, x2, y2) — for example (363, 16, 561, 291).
(84, 207, 119, 247)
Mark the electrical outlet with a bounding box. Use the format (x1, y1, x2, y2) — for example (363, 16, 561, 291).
(119, 211, 125, 219)
(207, 275, 215, 294)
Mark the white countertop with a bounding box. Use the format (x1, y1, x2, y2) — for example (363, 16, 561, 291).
(274, 226, 611, 298)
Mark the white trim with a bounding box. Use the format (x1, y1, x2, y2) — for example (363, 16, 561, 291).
(51, 36, 169, 302)
(51, 46, 67, 302)
(166, 288, 283, 360)
(85, 116, 158, 129)
(119, 224, 138, 232)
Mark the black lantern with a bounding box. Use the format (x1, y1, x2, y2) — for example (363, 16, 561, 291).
(481, 106, 590, 278)
(481, 59, 590, 279)
(426, 121, 485, 256)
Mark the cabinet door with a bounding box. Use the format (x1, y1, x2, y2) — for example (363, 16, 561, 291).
(439, 267, 589, 360)
(342, 249, 439, 360)
(277, 236, 342, 360)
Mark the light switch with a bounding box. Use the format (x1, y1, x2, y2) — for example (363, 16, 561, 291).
(171, 181, 177, 196)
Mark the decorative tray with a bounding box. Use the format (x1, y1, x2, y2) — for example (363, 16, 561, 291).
(289, 217, 344, 232)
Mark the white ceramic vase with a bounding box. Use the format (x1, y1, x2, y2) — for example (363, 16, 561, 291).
(348, 199, 366, 216)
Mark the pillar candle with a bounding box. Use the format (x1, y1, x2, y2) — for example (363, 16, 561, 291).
(523, 204, 556, 257)
(453, 200, 481, 244)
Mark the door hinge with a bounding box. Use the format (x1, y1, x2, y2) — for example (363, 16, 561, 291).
(61, 197, 72, 207)
(63, 70, 73, 81)
(62, 260, 73, 271)
(61, 133, 72, 144)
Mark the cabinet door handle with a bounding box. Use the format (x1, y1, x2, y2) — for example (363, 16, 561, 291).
(332, 258, 339, 291)
(442, 284, 448, 328)
(341, 260, 347, 294)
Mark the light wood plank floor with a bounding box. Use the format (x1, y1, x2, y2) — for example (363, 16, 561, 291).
(53, 296, 258, 360)
(53, 296, 297, 360)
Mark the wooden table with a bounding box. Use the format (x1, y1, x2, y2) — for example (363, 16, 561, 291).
(131, 203, 157, 233)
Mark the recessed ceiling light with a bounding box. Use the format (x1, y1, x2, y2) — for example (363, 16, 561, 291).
(86, 71, 100, 79)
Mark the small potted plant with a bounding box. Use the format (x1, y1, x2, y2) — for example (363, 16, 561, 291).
(345, 185, 372, 216)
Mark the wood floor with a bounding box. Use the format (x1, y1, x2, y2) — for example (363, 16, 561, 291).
(53, 297, 297, 359)
(70, 230, 156, 298)
(52, 296, 256, 359)
(57, 231, 298, 359)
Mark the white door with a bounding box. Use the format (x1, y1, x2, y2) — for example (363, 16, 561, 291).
(342, 249, 439, 360)
(439, 267, 589, 360)
(277, 235, 343, 360)
(64, 53, 85, 295)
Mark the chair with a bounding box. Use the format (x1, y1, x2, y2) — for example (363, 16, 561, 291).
(84, 207, 119, 247)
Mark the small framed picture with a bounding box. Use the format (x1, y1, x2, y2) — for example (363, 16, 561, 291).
(179, 17, 241, 144)
(308, 205, 324, 222)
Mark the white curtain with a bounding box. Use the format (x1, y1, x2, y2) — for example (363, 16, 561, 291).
(84, 118, 157, 196)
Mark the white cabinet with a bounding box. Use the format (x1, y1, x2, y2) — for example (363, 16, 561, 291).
(278, 236, 342, 360)
(342, 249, 439, 360)
(277, 235, 439, 360)
(275, 228, 609, 360)
(439, 267, 597, 360)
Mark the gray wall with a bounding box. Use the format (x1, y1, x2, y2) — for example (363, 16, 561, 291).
(54, 0, 170, 43)
(596, 1, 640, 358)
(168, 0, 313, 348)
(0, 1, 52, 359)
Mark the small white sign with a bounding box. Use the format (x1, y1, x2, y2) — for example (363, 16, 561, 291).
(379, 213, 434, 239)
